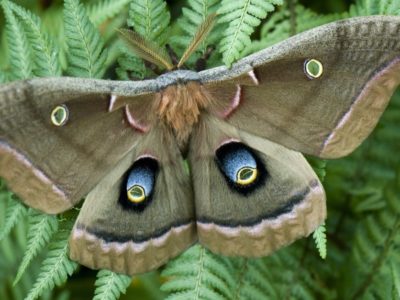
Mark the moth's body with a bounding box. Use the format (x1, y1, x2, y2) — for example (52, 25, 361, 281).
(152, 70, 210, 152)
(1, 16, 400, 276)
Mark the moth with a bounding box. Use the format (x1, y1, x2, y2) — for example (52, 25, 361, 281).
(1, 15, 400, 276)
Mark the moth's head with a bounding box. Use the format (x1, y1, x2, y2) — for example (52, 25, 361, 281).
(118, 14, 216, 74)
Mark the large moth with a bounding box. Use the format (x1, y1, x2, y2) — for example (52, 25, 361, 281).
(0, 15, 400, 276)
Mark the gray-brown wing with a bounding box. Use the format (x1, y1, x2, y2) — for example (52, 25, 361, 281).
(189, 114, 325, 256)
(69, 124, 196, 275)
(201, 16, 400, 159)
(0, 77, 157, 213)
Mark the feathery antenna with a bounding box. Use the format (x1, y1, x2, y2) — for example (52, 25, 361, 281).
(177, 13, 216, 68)
(118, 29, 174, 70)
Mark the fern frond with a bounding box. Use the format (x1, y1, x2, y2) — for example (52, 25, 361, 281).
(313, 223, 327, 259)
(242, 4, 342, 56)
(161, 245, 236, 300)
(0, 195, 27, 242)
(329, 89, 400, 299)
(229, 246, 331, 300)
(6, 0, 61, 77)
(64, 0, 108, 78)
(178, 13, 216, 68)
(391, 261, 400, 298)
(13, 209, 59, 285)
(115, 45, 147, 80)
(307, 157, 327, 182)
(0, 71, 6, 83)
(127, 0, 170, 45)
(87, 0, 131, 26)
(171, 0, 222, 59)
(93, 270, 132, 300)
(1, 0, 33, 80)
(349, 0, 400, 16)
(218, 0, 283, 66)
(118, 29, 173, 70)
(25, 219, 78, 300)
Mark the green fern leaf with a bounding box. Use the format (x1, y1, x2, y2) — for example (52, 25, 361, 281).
(87, 0, 131, 26)
(171, 0, 221, 57)
(6, 0, 61, 77)
(307, 157, 327, 182)
(0, 195, 27, 242)
(0, 71, 6, 83)
(13, 209, 59, 285)
(331, 89, 400, 299)
(162, 245, 235, 300)
(24, 219, 78, 300)
(242, 4, 342, 57)
(391, 261, 400, 298)
(115, 45, 147, 80)
(127, 0, 171, 45)
(313, 223, 327, 259)
(117, 0, 170, 80)
(218, 0, 283, 66)
(93, 270, 132, 300)
(64, 0, 108, 78)
(1, 0, 33, 80)
(349, 0, 400, 16)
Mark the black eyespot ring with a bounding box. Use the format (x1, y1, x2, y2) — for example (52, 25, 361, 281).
(119, 156, 159, 212)
(215, 142, 268, 195)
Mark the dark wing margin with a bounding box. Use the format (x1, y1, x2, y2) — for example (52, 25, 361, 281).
(200, 16, 400, 159)
(0, 77, 157, 213)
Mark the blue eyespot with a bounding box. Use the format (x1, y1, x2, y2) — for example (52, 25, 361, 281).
(215, 142, 267, 195)
(119, 157, 159, 212)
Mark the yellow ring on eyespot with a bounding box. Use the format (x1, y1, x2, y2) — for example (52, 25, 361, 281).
(236, 167, 258, 185)
(127, 185, 146, 203)
(51, 105, 69, 126)
(305, 59, 323, 79)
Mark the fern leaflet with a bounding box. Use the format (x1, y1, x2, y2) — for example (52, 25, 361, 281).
(13, 209, 59, 285)
(115, 45, 147, 80)
(242, 4, 342, 56)
(218, 0, 283, 65)
(127, 0, 170, 45)
(0, 195, 27, 242)
(93, 270, 132, 300)
(6, 0, 61, 77)
(1, 0, 33, 80)
(349, 0, 400, 16)
(171, 0, 221, 59)
(64, 0, 108, 78)
(391, 261, 400, 298)
(24, 219, 78, 300)
(162, 245, 235, 300)
(312, 223, 327, 259)
(87, 0, 131, 26)
(0, 71, 6, 83)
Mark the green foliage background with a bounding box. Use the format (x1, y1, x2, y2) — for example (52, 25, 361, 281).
(0, 0, 399, 299)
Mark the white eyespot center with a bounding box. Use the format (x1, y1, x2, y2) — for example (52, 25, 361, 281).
(51, 105, 69, 126)
(305, 59, 323, 79)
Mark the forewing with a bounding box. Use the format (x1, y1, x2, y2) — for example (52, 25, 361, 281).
(189, 115, 325, 256)
(0, 77, 156, 213)
(201, 16, 400, 158)
(69, 124, 196, 275)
